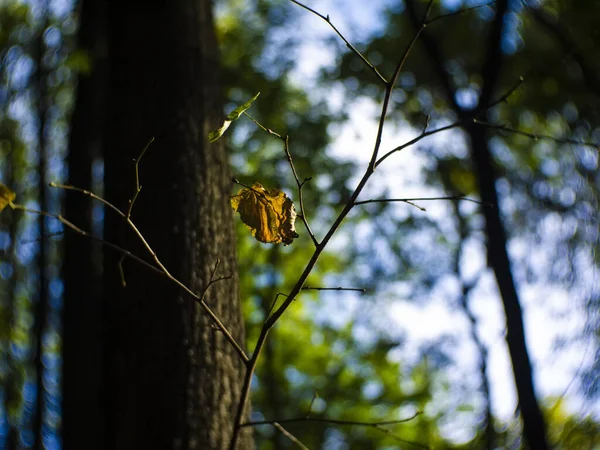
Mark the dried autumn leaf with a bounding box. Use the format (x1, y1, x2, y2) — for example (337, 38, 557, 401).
(231, 182, 299, 245)
(0, 183, 16, 212)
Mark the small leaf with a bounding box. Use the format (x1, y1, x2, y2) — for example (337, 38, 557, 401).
(209, 92, 260, 142)
(226, 92, 260, 121)
(231, 182, 299, 245)
(209, 120, 232, 142)
(0, 183, 16, 212)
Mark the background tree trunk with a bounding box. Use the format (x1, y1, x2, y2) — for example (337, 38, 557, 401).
(62, 0, 107, 449)
(101, 1, 252, 449)
(403, 1, 550, 447)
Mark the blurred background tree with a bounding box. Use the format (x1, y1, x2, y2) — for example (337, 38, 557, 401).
(0, 0, 599, 449)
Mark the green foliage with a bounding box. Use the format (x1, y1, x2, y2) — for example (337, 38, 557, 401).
(218, 0, 600, 448)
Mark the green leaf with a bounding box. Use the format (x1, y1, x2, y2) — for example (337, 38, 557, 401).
(227, 92, 260, 121)
(209, 92, 260, 142)
(209, 120, 232, 143)
(0, 183, 16, 212)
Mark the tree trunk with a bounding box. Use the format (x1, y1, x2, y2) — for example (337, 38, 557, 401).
(62, 0, 107, 449)
(467, 125, 549, 450)
(102, 1, 252, 449)
(405, 1, 549, 447)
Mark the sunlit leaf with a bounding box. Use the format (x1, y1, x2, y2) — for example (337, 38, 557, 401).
(231, 182, 299, 245)
(209, 92, 260, 142)
(209, 120, 232, 142)
(0, 183, 16, 212)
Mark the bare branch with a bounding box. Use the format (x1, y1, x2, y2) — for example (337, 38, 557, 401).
(283, 136, 319, 247)
(241, 411, 421, 428)
(241, 113, 319, 246)
(486, 75, 525, 110)
(307, 391, 319, 416)
(243, 112, 283, 138)
(242, 412, 427, 448)
(370, 0, 434, 168)
(473, 119, 600, 149)
(50, 182, 126, 218)
(375, 121, 462, 167)
(289, 0, 387, 84)
(229, 5, 436, 448)
(10, 202, 161, 276)
(355, 195, 490, 209)
(128, 136, 154, 217)
(427, 1, 496, 25)
(49, 180, 249, 364)
(301, 286, 366, 292)
(273, 423, 310, 450)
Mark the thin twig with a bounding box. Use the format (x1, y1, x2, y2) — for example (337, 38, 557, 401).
(373, 425, 430, 449)
(273, 423, 310, 450)
(244, 112, 283, 138)
(370, 0, 434, 169)
(228, 5, 435, 449)
(485, 76, 524, 110)
(118, 255, 127, 287)
(427, 1, 496, 25)
(128, 136, 154, 217)
(283, 136, 318, 246)
(244, 414, 427, 449)
(50, 182, 125, 218)
(244, 412, 427, 448)
(289, 0, 387, 84)
(9, 202, 161, 276)
(124, 206, 249, 364)
(266, 293, 288, 321)
(307, 392, 318, 415)
(18, 231, 64, 244)
(355, 195, 490, 209)
(241, 411, 422, 428)
(241, 114, 319, 246)
(375, 121, 462, 168)
(50, 181, 249, 364)
(301, 286, 366, 292)
(474, 119, 600, 149)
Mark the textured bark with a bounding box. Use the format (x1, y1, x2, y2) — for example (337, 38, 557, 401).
(102, 1, 252, 449)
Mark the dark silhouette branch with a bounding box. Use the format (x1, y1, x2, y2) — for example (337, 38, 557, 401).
(46, 182, 250, 364)
(289, 0, 387, 84)
(427, 1, 496, 25)
(229, 4, 436, 448)
(355, 195, 489, 209)
(242, 412, 428, 449)
(301, 286, 366, 292)
(273, 423, 309, 450)
(241, 113, 319, 246)
(474, 119, 599, 149)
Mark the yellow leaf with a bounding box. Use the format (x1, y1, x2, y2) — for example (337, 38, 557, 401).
(0, 183, 16, 212)
(231, 182, 299, 245)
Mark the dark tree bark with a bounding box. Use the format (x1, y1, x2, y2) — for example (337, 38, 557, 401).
(101, 1, 252, 449)
(467, 125, 549, 450)
(62, 1, 107, 449)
